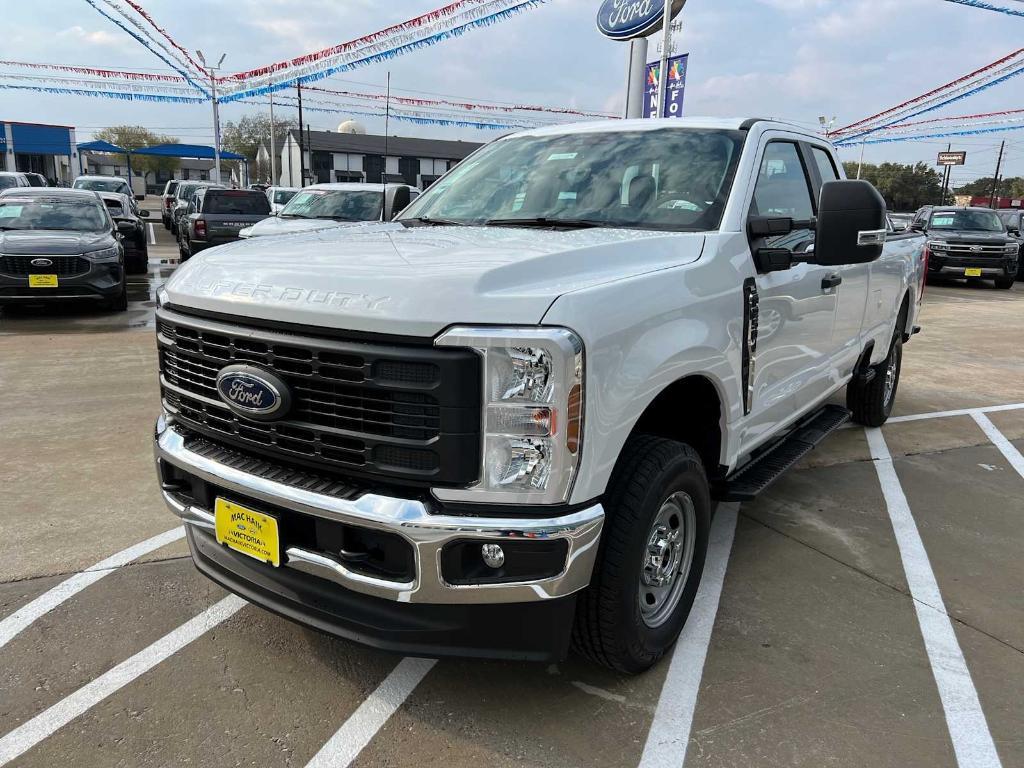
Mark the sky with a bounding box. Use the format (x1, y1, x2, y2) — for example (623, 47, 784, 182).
(3, 0, 1023, 185)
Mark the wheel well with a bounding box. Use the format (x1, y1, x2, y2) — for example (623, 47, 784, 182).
(898, 292, 911, 341)
(629, 375, 723, 477)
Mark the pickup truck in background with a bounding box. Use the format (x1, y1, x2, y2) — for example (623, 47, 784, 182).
(176, 188, 272, 261)
(238, 182, 418, 238)
(153, 118, 925, 673)
(911, 205, 1019, 288)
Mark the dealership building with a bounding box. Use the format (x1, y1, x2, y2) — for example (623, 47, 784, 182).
(279, 124, 484, 188)
(0, 121, 78, 184)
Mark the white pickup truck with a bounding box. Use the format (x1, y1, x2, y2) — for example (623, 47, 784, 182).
(153, 118, 925, 672)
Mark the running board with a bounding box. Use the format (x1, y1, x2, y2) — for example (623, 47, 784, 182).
(714, 404, 851, 502)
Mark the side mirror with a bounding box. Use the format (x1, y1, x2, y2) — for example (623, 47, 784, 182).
(138, 209, 150, 218)
(1009, 226, 1020, 237)
(135, 194, 146, 201)
(117, 220, 135, 233)
(814, 180, 886, 266)
(909, 221, 924, 232)
(388, 186, 412, 220)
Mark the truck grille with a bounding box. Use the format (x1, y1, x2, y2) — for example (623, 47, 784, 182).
(0, 255, 91, 277)
(939, 243, 1008, 257)
(157, 308, 482, 486)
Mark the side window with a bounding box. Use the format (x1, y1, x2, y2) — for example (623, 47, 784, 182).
(810, 146, 839, 182)
(750, 141, 815, 250)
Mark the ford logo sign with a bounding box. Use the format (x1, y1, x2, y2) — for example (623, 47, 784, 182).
(215, 365, 291, 421)
(30, 258, 54, 267)
(595, 0, 683, 41)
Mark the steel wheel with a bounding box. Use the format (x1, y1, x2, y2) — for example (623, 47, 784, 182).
(638, 491, 697, 628)
(883, 343, 900, 407)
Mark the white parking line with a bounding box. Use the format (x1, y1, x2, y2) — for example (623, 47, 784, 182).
(637, 503, 739, 768)
(304, 656, 437, 768)
(147, 222, 156, 245)
(865, 428, 1003, 768)
(887, 402, 1024, 424)
(0, 527, 185, 651)
(0, 594, 245, 766)
(971, 412, 1024, 480)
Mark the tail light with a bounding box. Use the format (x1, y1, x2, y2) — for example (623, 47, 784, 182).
(194, 219, 207, 239)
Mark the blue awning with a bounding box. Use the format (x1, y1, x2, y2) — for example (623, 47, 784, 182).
(132, 143, 246, 161)
(77, 140, 129, 154)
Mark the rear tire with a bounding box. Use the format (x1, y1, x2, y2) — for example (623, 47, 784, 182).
(995, 275, 1014, 289)
(572, 435, 711, 674)
(848, 327, 903, 427)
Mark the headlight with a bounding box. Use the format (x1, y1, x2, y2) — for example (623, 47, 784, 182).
(435, 327, 584, 504)
(83, 246, 120, 262)
(156, 287, 169, 308)
(1005, 243, 1019, 255)
(926, 240, 948, 251)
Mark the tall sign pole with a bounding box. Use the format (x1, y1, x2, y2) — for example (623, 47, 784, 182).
(597, 0, 686, 118)
(269, 93, 277, 186)
(198, 51, 226, 185)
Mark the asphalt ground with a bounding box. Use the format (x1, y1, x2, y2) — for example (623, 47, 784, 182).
(1, 222, 1022, 767)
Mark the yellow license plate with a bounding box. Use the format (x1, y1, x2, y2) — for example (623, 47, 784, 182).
(964, 268, 983, 277)
(214, 498, 280, 567)
(28, 274, 58, 288)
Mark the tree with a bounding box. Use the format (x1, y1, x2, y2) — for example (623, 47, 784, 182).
(93, 125, 179, 179)
(842, 161, 944, 211)
(954, 176, 1024, 199)
(222, 113, 296, 182)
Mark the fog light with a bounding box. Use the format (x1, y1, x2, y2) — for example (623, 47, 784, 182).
(481, 543, 505, 569)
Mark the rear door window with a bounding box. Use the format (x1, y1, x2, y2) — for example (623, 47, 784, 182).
(206, 192, 272, 215)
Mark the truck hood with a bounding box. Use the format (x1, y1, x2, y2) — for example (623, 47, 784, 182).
(927, 230, 1013, 244)
(239, 216, 378, 239)
(165, 224, 707, 337)
(0, 229, 115, 254)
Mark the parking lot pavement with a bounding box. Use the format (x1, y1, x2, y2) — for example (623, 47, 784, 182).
(0, 280, 1022, 766)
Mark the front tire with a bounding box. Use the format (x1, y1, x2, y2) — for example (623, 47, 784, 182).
(572, 435, 711, 673)
(994, 275, 1014, 289)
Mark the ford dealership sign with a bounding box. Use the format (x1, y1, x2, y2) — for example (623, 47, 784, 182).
(596, 0, 683, 41)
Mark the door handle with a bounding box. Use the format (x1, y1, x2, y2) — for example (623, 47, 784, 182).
(821, 274, 842, 291)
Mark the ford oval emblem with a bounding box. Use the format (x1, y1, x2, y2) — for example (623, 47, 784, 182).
(595, 0, 683, 41)
(31, 258, 54, 267)
(215, 364, 291, 421)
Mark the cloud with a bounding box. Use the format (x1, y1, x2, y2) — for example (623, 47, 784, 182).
(57, 25, 122, 46)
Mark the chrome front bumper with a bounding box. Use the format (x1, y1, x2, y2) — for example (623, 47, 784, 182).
(155, 418, 604, 605)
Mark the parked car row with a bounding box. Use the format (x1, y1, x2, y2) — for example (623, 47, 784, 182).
(0, 171, 49, 189)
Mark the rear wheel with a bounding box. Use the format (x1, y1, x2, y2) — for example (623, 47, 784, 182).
(572, 435, 710, 673)
(848, 327, 903, 427)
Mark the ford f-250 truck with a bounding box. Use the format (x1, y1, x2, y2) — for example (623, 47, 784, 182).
(153, 118, 925, 673)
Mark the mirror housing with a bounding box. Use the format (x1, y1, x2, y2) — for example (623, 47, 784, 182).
(116, 220, 135, 233)
(909, 221, 924, 232)
(814, 180, 887, 266)
(135, 194, 146, 201)
(138, 209, 150, 218)
(388, 186, 412, 220)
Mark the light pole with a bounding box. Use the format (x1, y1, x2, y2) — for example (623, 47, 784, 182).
(658, 0, 685, 118)
(269, 93, 277, 185)
(198, 51, 226, 185)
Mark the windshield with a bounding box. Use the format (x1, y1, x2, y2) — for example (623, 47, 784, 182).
(280, 189, 383, 221)
(0, 176, 20, 190)
(929, 209, 1004, 232)
(997, 210, 1021, 226)
(206, 191, 271, 215)
(74, 179, 127, 193)
(398, 128, 745, 231)
(273, 189, 297, 205)
(176, 184, 201, 202)
(0, 197, 109, 232)
(164, 181, 179, 195)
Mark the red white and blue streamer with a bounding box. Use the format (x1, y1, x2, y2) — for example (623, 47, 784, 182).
(942, 0, 1024, 17)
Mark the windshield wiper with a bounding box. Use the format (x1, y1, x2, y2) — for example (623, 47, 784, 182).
(484, 217, 612, 230)
(400, 216, 465, 227)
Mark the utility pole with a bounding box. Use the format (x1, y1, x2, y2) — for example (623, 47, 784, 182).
(383, 71, 391, 184)
(269, 92, 277, 186)
(940, 142, 952, 205)
(197, 51, 226, 184)
(990, 140, 1005, 209)
(857, 141, 865, 180)
(297, 82, 305, 187)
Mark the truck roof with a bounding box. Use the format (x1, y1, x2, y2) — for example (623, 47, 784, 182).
(302, 183, 416, 192)
(516, 117, 827, 140)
